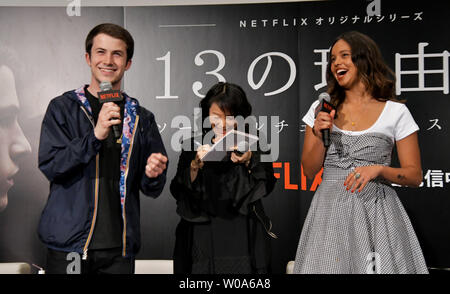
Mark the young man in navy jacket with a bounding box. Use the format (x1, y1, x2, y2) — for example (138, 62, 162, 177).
(38, 23, 168, 274)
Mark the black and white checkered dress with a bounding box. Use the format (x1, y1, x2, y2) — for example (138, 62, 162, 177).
(294, 101, 428, 274)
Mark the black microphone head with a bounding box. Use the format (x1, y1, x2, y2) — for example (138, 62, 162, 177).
(98, 81, 123, 104)
(99, 81, 113, 91)
(319, 92, 331, 102)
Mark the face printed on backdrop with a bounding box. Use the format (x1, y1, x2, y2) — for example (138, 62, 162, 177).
(0, 65, 31, 211)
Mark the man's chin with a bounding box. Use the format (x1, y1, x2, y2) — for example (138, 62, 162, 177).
(95, 76, 122, 87)
(0, 194, 7, 212)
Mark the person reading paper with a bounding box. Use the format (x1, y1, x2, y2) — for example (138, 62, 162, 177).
(170, 82, 277, 274)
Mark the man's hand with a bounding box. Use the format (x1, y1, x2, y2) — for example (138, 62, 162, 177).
(145, 153, 168, 178)
(94, 102, 121, 140)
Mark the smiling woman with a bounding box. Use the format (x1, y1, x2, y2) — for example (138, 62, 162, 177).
(295, 31, 428, 274)
(326, 31, 400, 111)
(0, 48, 32, 212)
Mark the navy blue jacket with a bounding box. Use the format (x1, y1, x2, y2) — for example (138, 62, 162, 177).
(38, 86, 167, 258)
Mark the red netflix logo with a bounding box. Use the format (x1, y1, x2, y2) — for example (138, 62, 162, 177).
(273, 162, 323, 191)
(99, 92, 120, 100)
(97, 90, 123, 103)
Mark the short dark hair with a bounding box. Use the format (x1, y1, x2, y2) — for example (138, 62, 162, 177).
(200, 82, 252, 123)
(85, 23, 134, 62)
(326, 31, 400, 109)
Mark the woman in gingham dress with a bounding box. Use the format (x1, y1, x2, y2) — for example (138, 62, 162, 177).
(294, 31, 428, 274)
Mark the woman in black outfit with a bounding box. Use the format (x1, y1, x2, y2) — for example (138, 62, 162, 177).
(170, 82, 277, 274)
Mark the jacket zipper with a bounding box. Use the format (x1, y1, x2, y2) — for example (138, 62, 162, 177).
(80, 106, 100, 260)
(121, 115, 140, 257)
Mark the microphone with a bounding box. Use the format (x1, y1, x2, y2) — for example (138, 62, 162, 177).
(97, 81, 123, 140)
(314, 92, 335, 148)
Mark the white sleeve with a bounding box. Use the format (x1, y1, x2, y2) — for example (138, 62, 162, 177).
(394, 104, 419, 141)
(302, 100, 320, 128)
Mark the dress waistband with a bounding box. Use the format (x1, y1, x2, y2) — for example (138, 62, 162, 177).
(322, 167, 355, 181)
(322, 167, 390, 186)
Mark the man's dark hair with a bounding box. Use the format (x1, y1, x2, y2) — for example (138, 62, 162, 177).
(85, 23, 134, 62)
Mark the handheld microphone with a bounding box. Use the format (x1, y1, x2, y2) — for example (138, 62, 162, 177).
(314, 92, 335, 148)
(98, 81, 123, 140)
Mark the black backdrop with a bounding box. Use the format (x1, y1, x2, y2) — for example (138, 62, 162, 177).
(0, 0, 448, 273)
